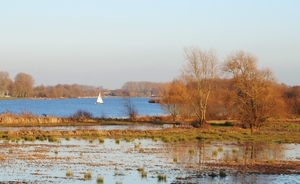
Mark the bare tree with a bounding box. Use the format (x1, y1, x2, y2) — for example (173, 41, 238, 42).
(181, 47, 218, 127)
(0, 71, 12, 96)
(12, 72, 35, 97)
(123, 97, 138, 121)
(223, 51, 282, 131)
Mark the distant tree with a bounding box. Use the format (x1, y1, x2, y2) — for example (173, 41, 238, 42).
(121, 81, 164, 97)
(33, 85, 48, 98)
(223, 51, 283, 131)
(283, 85, 300, 116)
(12, 72, 35, 97)
(181, 47, 218, 127)
(0, 71, 12, 96)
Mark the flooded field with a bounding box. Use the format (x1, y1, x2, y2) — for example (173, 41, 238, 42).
(1, 137, 300, 183)
(0, 124, 173, 132)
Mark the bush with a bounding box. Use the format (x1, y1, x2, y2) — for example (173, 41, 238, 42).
(70, 110, 93, 120)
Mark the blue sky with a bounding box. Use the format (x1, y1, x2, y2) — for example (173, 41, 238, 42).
(1, 1, 299, 89)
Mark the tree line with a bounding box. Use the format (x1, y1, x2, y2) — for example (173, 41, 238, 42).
(0, 71, 103, 98)
(160, 47, 300, 131)
(0, 72, 164, 98)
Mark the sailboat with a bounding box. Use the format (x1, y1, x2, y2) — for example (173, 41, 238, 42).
(95, 93, 104, 104)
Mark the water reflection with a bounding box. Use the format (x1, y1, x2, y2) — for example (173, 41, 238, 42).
(0, 139, 299, 183)
(0, 124, 173, 131)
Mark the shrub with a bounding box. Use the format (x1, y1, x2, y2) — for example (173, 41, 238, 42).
(70, 110, 93, 120)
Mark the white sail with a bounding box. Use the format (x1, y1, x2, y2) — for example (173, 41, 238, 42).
(96, 93, 103, 104)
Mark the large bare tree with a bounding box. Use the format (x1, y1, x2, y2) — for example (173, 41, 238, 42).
(223, 51, 282, 131)
(12, 72, 35, 97)
(181, 47, 218, 127)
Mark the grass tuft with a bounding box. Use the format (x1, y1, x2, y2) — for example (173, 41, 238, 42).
(99, 137, 105, 143)
(189, 148, 195, 154)
(66, 170, 73, 177)
(84, 171, 92, 180)
(96, 175, 104, 184)
(157, 173, 167, 182)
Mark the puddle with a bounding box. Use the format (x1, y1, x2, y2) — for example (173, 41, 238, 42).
(0, 139, 300, 183)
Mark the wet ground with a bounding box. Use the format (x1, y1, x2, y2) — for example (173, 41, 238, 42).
(0, 137, 300, 183)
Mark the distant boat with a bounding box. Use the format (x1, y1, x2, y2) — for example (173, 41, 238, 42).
(148, 97, 162, 103)
(95, 93, 103, 104)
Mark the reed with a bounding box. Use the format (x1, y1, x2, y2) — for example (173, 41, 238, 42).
(157, 173, 167, 182)
(141, 170, 147, 178)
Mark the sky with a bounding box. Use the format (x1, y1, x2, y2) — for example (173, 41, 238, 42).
(1, 1, 299, 89)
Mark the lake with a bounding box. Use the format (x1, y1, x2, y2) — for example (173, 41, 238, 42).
(0, 97, 166, 118)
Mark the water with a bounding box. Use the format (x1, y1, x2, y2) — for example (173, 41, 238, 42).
(0, 97, 165, 118)
(0, 139, 300, 183)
